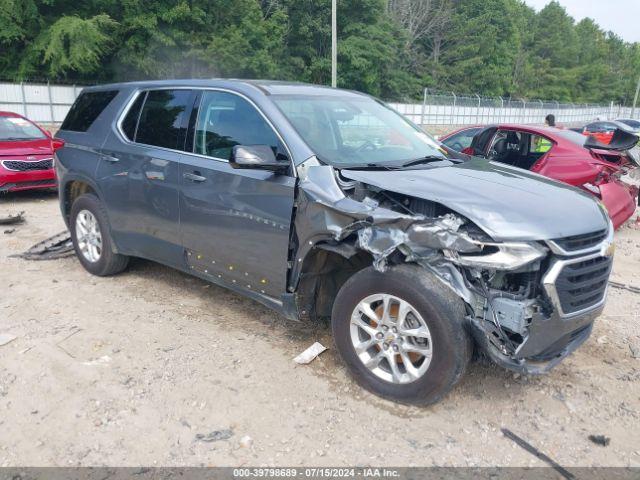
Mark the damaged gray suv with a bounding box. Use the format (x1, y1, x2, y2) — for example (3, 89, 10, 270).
(55, 80, 614, 405)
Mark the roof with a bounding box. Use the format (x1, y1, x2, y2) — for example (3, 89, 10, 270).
(494, 124, 567, 135)
(83, 78, 367, 98)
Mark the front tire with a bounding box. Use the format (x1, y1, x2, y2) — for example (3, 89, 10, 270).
(70, 193, 129, 276)
(332, 265, 472, 406)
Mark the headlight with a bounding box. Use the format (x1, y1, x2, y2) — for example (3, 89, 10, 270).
(444, 242, 548, 270)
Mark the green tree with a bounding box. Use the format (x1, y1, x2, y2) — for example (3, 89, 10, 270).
(19, 14, 118, 79)
(0, 0, 639, 104)
(440, 0, 522, 96)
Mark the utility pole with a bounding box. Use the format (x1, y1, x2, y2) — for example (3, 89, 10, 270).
(632, 74, 640, 118)
(331, 0, 337, 88)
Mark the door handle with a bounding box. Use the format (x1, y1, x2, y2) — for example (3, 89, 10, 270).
(102, 154, 119, 163)
(183, 172, 206, 183)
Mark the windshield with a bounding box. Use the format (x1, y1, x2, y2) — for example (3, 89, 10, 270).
(0, 116, 46, 141)
(272, 94, 449, 167)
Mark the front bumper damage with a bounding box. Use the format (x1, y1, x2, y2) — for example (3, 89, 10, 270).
(469, 316, 596, 375)
(292, 161, 614, 375)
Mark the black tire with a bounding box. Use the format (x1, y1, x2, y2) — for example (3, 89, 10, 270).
(69, 193, 129, 276)
(332, 264, 472, 406)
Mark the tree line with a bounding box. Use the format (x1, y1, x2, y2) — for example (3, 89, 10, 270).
(1, 0, 638, 104)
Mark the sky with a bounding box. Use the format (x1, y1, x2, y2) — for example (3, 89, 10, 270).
(522, 0, 640, 43)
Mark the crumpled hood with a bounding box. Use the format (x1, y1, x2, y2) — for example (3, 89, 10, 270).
(340, 159, 610, 241)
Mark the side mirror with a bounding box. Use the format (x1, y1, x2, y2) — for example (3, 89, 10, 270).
(52, 138, 65, 152)
(230, 145, 289, 173)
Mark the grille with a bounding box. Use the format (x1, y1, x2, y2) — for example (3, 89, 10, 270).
(2, 159, 53, 172)
(18, 180, 56, 187)
(1, 180, 56, 191)
(552, 230, 607, 252)
(555, 256, 612, 314)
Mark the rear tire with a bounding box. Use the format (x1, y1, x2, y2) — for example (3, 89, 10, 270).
(70, 193, 129, 276)
(331, 264, 472, 406)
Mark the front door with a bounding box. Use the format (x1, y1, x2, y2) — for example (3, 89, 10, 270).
(179, 90, 296, 298)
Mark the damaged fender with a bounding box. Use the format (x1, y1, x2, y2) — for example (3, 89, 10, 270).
(290, 161, 481, 295)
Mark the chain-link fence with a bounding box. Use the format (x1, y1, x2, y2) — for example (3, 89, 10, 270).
(390, 89, 637, 128)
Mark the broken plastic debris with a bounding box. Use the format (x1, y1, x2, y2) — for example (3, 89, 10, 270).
(13, 231, 74, 261)
(0, 333, 17, 347)
(294, 342, 327, 364)
(0, 211, 25, 225)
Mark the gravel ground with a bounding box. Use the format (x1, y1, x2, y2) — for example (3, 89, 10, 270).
(0, 190, 639, 467)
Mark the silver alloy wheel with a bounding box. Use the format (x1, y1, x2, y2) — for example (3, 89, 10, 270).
(350, 293, 433, 384)
(75, 209, 103, 263)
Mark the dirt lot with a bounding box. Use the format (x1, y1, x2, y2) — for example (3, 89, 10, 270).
(1, 190, 639, 468)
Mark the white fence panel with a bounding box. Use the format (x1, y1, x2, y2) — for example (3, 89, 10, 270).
(2, 81, 639, 127)
(0, 82, 83, 124)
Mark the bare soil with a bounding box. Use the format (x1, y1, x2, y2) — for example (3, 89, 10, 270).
(1, 191, 639, 467)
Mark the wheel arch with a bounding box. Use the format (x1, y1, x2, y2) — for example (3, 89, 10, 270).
(62, 176, 122, 255)
(61, 175, 103, 225)
(295, 245, 374, 322)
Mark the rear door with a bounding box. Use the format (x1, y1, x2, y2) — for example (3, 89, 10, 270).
(97, 88, 195, 266)
(179, 90, 296, 298)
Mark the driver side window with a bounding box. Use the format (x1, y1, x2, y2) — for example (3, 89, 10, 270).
(194, 91, 280, 160)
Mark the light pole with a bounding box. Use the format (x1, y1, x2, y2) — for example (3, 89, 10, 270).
(632, 74, 640, 118)
(331, 0, 337, 88)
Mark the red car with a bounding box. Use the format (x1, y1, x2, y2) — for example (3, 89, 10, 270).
(441, 124, 639, 229)
(0, 111, 64, 193)
(580, 120, 640, 145)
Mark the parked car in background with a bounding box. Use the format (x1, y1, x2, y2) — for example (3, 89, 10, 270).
(0, 111, 64, 193)
(581, 120, 639, 145)
(56, 80, 614, 405)
(615, 118, 640, 132)
(441, 124, 639, 229)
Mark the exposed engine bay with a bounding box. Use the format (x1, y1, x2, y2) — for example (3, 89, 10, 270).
(291, 159, 613, 374)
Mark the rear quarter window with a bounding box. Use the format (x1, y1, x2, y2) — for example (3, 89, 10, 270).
(60, 90, 118, 132)
(121, 92, 147, 141)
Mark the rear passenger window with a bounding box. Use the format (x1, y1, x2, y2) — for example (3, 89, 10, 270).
(135, 90, 193, 150)
(194, 91, 280, 160)
(60, 90, 118, 132)
(121, 92, 146, 141)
